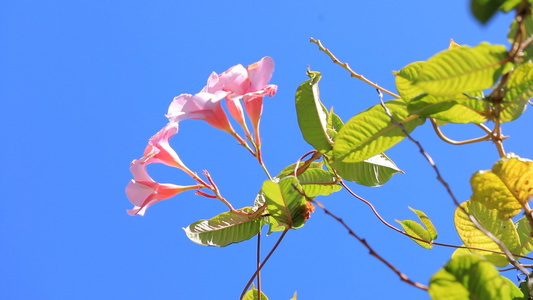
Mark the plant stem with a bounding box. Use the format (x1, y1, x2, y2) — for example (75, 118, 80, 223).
(309, 37, 400, 99)
(240, 229, 289, 300)
(430, 118, 492, 145)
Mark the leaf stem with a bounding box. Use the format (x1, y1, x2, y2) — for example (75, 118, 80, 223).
(429, 118, 492, 145)
(309, 37, 400, 99)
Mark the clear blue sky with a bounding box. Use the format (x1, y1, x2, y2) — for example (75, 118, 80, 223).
(2, 1, 532, 299)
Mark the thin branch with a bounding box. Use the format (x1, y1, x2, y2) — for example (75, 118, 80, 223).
(341, 180, 533, 260)
(310, 198, 428, 291)
(256, 230, 262, 300)
(309, 37, 400, 99)
(240, 229, 289, 300)
(429, 118, 492, 145)
(376, 89, 531, 280)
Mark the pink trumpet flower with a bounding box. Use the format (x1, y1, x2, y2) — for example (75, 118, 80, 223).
(138, 122, 191, 173)
(126, 161, 202, 216)
(166, 90, 236, 135)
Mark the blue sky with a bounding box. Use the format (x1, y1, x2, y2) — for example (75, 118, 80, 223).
(2, 1, 532, 299)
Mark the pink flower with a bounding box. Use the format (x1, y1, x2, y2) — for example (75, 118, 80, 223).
(166, 91, 236, 134)
(126, 161, 202, 216)
(137, 122, 190, 172)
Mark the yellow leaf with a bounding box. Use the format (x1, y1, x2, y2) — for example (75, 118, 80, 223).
(492, 153, 533, 205)
(454, 200, 520, 267)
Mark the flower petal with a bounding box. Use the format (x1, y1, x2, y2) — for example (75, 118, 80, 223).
(247, 57, 274, 92)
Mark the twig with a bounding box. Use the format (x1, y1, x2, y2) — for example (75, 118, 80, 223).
(310, 198, 428, 291)
(256, 230, 262, 300)
(376, 89, 531, 281)
(309, 37, 400, 99)
(341, 180, 533, 260)
(429, 118, 492, 145)
(240, 229, 289, 300)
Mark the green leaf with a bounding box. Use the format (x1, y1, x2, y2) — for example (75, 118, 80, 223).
(184, 207, 264, 247)
(243, 284, 269, 300)
(454, 200, 520, 266)
(471, 0, 505, 24)
(326, 107, 344, 141)
(395, 207, 437, 249)
(500, 0, 522, 12)
(263, 177, 308, 233)
(407, 93, 487, 124)
(501, 61, 533, 122)
(470, 153, 533, 219)
(332, 100, 425, 163)
(516, 217, 533, 256)
(295, 69, 334, 152)
(332, 153, 403, 187)
(395, 61, 426, 102)
(429, 254, 521, 300)
(297, 168, 341, 198)
(412, 43, 509, 96)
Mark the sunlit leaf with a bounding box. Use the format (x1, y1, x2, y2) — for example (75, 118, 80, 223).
(326, 107, 344, 141)
(396, 207, 437, 249)
(470, 170, 522, 220)
(471, 0, 506, 24)
(516, 217, 533, 256)
(332, 153, 403, 187)
(295, 69, 333, 152)
(501, 61, 533, 122)
(184, 206, 264, 247)
(429, 254, 522, 300)
(454, 200, 520, 266)
(332, 100, 425, 163)
(297, 168, 341, 198)
(501, 0, 522, 12)
(290, 291, 297, 300)
(263, 177, 308, 233)
(412, 43, 509, 96)
(407, 93, 487, 124)
(243, 284, 269, 300)
(395, 61, 426, 102)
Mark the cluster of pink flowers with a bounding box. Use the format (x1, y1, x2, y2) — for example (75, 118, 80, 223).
(126, 57, 277, 216)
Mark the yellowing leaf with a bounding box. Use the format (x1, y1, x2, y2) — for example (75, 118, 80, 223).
(470, 170, 522, 220)
(470, 153, 533, 220)
(454, 200, 520, 267)
(492, 153, 533, 205)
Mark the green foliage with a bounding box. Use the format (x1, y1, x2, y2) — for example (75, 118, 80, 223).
(501, 61, 533, 122)
(183, 206, 264, 247)
(397, 43, 510, 97)
(429, 254, 523, 299)
(396, 207, 437, 249)
(332, 100, 425, 163)
(454, 200, 520, 266)
(262, 176, 308, 233)
(295, 69, 334, 153)
(243, 284, 269, 300)
(331, 153, 403, 187)
(471, 0, 506, 24)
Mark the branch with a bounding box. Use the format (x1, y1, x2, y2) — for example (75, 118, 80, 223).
(429, 118, 492, 145)
(240, 229, 289, 300)
(376, 89, 531, 280)
(309, 37, 400, 99)
(341, 180, 533, 260)
(310, 198, 429, 291)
